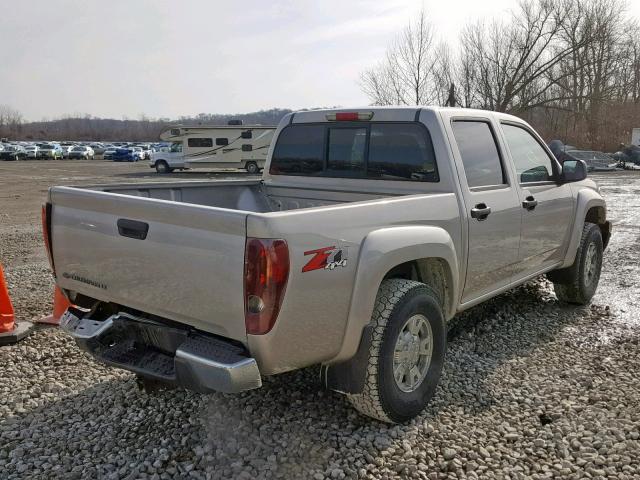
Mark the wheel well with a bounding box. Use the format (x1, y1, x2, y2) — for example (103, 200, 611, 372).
(382, 258, 453, 318)
(585, 206, 611, 249)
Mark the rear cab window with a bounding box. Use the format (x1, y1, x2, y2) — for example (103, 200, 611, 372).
(270, 122, 438, 182)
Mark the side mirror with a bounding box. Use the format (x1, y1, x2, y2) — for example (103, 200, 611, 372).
(561, 159, 587, 182)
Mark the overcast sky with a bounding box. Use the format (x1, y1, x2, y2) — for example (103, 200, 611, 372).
(2, 0, 639, 121)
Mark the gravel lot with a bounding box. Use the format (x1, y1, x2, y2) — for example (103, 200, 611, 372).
(1, 161, 639, 479)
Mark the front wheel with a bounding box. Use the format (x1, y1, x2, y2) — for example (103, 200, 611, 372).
(245, 161, 259, 174)
(155, 160, 171, 173)
(548, 222, 603, 305)
(347, 279, 446, 423)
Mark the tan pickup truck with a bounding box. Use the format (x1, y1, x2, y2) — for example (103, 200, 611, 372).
(45, 107, 610, 422)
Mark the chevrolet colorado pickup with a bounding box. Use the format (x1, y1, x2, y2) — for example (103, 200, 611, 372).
(45, 107, 611, 423)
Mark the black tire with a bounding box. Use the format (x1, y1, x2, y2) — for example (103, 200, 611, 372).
(245, 161, 259, 174)
(548, 222, 603, 305)
(155, 160, 170, 173)
(347, 279, 446, 423)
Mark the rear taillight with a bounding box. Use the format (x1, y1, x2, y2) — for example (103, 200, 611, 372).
(244, 238, 289, 335)
(41, 203, 55, 277)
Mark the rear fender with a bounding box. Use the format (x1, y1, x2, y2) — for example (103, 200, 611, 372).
(329, 226, 458, 366)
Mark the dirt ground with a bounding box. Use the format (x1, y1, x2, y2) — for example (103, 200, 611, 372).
(1, 160, 639, 480)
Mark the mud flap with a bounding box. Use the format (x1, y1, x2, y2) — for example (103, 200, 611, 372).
(322, 324, 373, 394)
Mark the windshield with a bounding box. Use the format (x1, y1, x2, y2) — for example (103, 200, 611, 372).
(73, 146, 84, 151)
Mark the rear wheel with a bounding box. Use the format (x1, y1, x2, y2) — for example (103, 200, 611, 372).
(346, 279, 446, 423)
(245, 161, 259, 174)
(548, 222, 603, 305)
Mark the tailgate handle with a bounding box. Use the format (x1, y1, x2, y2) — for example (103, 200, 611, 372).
(117, 219, 149, 240)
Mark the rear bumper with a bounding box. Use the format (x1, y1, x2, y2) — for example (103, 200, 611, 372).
(60, 309, 262, 394)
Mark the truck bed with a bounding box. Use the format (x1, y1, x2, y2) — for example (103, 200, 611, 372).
(48, 179, 412, 344)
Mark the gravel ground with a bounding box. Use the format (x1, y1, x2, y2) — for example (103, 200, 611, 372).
(1, 161, 639, 479)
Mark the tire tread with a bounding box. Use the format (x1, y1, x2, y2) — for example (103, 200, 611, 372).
(347, 278, 439, 423)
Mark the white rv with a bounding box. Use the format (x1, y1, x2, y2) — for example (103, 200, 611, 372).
(150, 124, 276, 173)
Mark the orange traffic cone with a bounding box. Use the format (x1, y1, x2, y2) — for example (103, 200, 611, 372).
(0, 264, 33, 346)
(37, 286, 73, 325)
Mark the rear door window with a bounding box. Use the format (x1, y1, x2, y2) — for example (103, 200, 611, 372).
(270, 122, 438, 181)
(452, 121, 506, 188)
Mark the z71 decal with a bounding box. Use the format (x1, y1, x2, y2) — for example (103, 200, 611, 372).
(302, 245, 348, 272)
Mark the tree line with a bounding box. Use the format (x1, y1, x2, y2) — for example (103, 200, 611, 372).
(361, 0, 640, 151)
(0, 108, 292, 142)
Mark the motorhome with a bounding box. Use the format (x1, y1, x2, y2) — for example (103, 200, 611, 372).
(150, 123, 276, 173)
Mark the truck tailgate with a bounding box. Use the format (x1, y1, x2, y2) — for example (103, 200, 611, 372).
(49, 186, 248, 343)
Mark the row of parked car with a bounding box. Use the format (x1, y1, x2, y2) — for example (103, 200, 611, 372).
(548, 140, 640, 171)
(0, 141, 164, 162)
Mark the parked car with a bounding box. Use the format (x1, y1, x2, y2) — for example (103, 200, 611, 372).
(90, 143, 107, 155)
(38, 143, 64, 160)
(49, 107, 611, 423)
(24, 145, 39, 159)
(68, 146, 95, 160)
(612, 145, 640, 167)
(129, 147, 145, 161)
(0, 144, 27, 161)
(136, 144, 152, 159)
(61, 145, 75, 158)
(111, 148, 136, 162)
(562, 150, 617, 172)
(103, 147, 118, 160)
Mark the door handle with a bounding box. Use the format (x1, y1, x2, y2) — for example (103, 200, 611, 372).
(117, 218, 149, 240)
(522, 195, 538, 211)
(470, 203, 492, 221)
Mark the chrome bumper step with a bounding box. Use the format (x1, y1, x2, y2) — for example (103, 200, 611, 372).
(61, 310, 262, 394)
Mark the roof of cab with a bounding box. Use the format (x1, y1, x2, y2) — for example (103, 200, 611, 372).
(287, 106, 525, 126)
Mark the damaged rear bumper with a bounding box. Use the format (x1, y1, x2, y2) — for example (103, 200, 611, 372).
(60, 309, 262, 394)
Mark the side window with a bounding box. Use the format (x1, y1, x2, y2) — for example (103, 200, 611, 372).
(188, 138, 213, 148)
(327, 127, 366, 174)
(270, 125, 324, 175)
(170, 143, 182, 153)
(241, 130, 252, 139)
(452, 121, 505, 188)
(242, 144, 252, 152)
(501, 124, 554, 183)
(367, 124, 437, 181)
(216, 138, 229, 146)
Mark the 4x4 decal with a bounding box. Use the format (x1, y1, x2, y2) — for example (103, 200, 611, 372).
(302, 246, 348, 272)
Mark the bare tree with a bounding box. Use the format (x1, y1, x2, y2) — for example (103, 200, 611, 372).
(360, 9, 444, 105)
(458, 0, 598, 113)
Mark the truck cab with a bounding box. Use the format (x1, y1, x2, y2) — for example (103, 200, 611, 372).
(149, 142, 185, 173)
